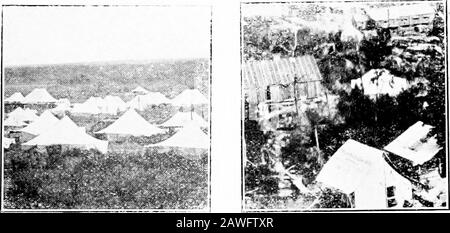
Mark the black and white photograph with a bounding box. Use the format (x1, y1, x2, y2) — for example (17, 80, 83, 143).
(2, 4, 211, 210)
(242, 1, 448, 210)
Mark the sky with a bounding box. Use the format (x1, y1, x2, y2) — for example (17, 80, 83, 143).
(3, 6, 211, 66)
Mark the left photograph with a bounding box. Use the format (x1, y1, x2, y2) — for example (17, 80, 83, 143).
(1, 5, 211, 210)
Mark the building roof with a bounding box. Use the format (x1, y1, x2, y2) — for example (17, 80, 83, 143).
(95, 109, 165, 136)
(242, 55, 324, 103)
(365, 4, 436, 21)
(5, 92, 25, 103)
(384, 121, 441, 165)
(147, 123, 209, 149)
(316, 139, 385, 194)
(23, 88, 57, 104)
(159, 111, 208, 128)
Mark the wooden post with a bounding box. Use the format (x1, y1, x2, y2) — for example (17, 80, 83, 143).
(314, 125, 320, 151)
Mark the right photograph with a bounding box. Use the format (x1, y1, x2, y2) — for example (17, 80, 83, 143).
(242, 1, 447, 210)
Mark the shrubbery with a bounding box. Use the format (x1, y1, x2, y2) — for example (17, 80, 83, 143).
(4, 147, 208, 209)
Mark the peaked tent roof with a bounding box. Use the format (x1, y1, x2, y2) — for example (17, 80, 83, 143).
(23, 116, 108, 153)
(19, 110, 60, 136)
(171, 89, 208, 106)
(95, 109, 165, 136)
(7, 107, 38, 123)
(127, 95, 148, 111)
(131, 86, 149, 94)
(384, 121, 441, 165)
(23, 88, 57, 104)
(4, 116, 27, 127)
(102, 95, 127, 114)
(5, 92, 25, 103)
(147, 123, 209, 149)
(159, 111, 208, 128)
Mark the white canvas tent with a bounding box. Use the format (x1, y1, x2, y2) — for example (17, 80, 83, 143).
(23, 116, 108, 153)
(5, 92, 25, 103)
(384, 121, 441, 166)
(351, 69, 409, 98)
(23, 88, 57, 104)
(4, 117, 27, 127)
(95, 109, 165, 137)
(147, 123, 209, 149)
(3, 137, 16, 149)
(316, 139, 412, 209)
(131, 86, 149, 95)
(159, 111, 208, 128)
(170, 89, 208, 107)
(19, 110, 60, 136)
(126, 95, 148, 111)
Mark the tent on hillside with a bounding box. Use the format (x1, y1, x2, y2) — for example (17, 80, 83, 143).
(159, 111, 208, 128)
(19, 110, 60, 136)
(170, 89, 208, 107)
(147, 123, 209, 159)
(4, 116, 27, 128)
(23, 88, 57, 104)
(95, 109, 165, 137)
(5, 92, 25, 103)
(316, 139, 412, 209)
(131, 86, 149, 95)
(384, 121, 441, 166)
(351, 69, 409, 98)
(23, 116, 108, 153)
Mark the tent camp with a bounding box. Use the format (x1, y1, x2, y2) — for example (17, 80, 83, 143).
(384, 121, 441, 166)
(23, 116, 108, 153)
(159, 111, 208, 128)
(131, 86, 149, 95)
(351, 69, 409, 98)
(147, 123, 209, 159)
(5, 92, 25, 103)
(316, 139, 412, 209)
(19, 110, 60, 136)
(170, 89, 208, 107)
(23, 88, 57, 104)
(95, 109, 165, 137)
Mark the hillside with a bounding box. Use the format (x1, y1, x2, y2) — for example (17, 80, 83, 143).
(4, 58, 210, 103)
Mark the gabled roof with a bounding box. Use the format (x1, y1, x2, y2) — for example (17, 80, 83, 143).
(23, 116, 108, 153)
(23, 88, 57, 104)
(159, 111, 208, 128)
(171, 89, 208, 106)
(147, 123, 209, 149)
(384, 121, 441, 165)
(242, 55, 324, 103)
(316, 139, 384, 194)
(5, 92, 25, 103)
(95, 109, 165, 136)
(19, 110, 60, 135)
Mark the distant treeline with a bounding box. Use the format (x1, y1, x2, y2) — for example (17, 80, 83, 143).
(4, 58, 210, 103)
